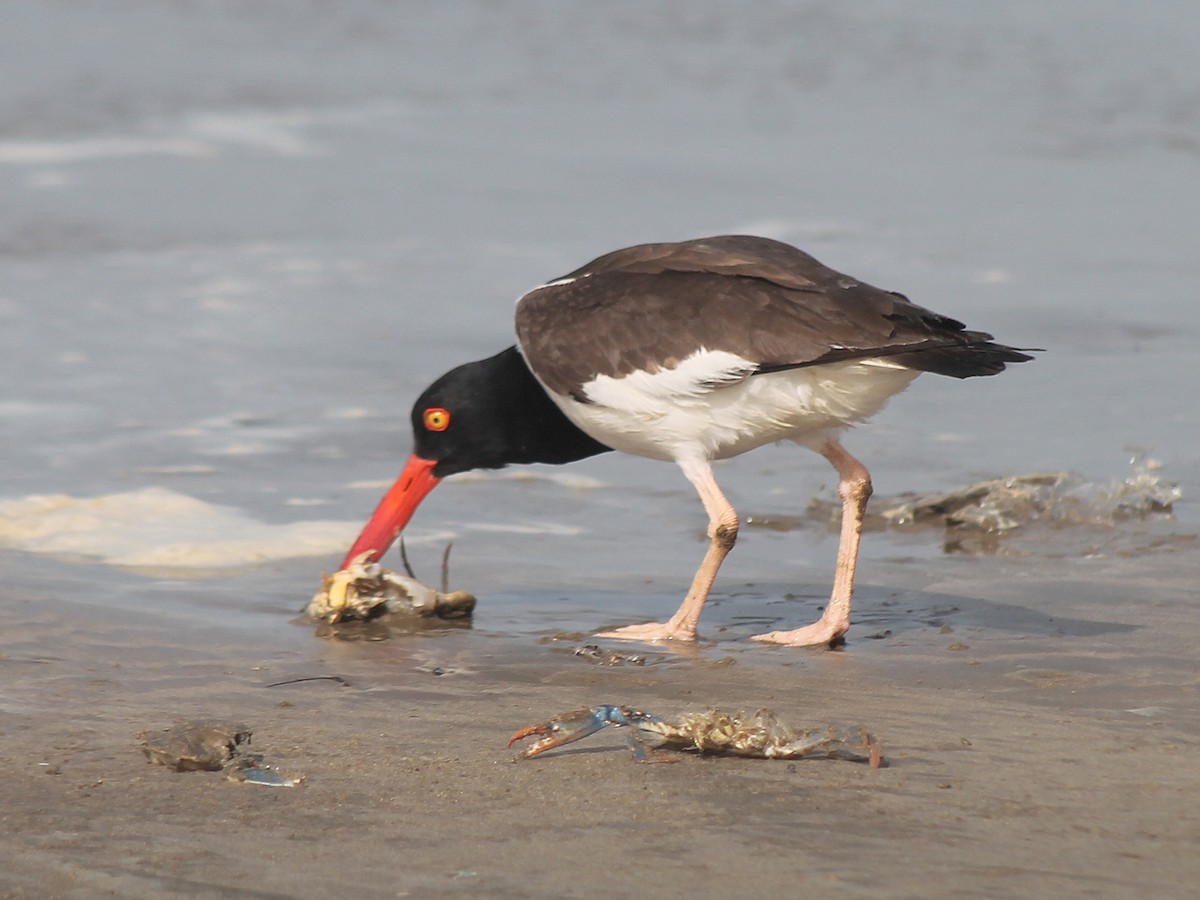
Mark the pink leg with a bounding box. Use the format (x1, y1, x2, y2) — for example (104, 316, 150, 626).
(598, 457, 736, 643)
(752, 439, 871, 648)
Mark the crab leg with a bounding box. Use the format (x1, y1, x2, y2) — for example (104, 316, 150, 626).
(771, 725, 883, 767)
(508, 705, 667, 759)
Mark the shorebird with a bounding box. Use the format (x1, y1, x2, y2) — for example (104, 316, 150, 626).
(342, 235, 1032, 646)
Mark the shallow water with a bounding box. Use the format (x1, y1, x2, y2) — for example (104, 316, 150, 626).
(2, 13, 1200, 887)
(3, 3, 1197, 631)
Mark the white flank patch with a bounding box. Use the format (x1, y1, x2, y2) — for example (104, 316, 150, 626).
(582, 348, 758, 410)
(548, 355, 921, 462)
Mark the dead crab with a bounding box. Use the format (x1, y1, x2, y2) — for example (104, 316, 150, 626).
(307, 542, 476, 624)
(509, 705, 882, 766)
(140, 721, 304, 786)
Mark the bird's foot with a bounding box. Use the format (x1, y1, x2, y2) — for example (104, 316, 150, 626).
(595, 620, 697, 643)
(751, 619, 848, 648)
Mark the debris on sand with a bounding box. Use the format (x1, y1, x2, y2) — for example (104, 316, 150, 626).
(572, 644, 647, 666)
(880, 472, 1075, 532)
(139, 721, 303, 786)
(880, 457, 1182, 533)
(306, 545, 476, 625)
(140, 720, 251, 772)
(223, 757, 304, 787)
(747, 455, 1186, 556)
(509, 706, 882, 766)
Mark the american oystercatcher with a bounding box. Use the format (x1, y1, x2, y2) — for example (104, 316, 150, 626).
(342, 235, 1032, 647)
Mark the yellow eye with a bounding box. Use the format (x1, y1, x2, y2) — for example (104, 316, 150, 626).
(423, 407, 451, 432)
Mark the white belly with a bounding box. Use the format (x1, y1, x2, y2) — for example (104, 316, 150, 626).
(542, 356, 921, 462)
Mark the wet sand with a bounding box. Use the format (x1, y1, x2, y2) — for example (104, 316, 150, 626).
(3, 540, 1198, 899)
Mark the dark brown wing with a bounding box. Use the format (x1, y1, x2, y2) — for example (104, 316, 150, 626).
(516, 235, 1032, 398)
(551, 234, 823, 291)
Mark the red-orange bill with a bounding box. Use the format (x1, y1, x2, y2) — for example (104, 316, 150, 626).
(340, 454, 441, 568)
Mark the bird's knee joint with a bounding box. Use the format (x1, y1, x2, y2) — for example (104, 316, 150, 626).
(840, 477, 873, 505)
(712, 521, 738, 551)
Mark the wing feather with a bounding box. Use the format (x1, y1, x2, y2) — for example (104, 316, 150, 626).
(516, 236, 1031, 397)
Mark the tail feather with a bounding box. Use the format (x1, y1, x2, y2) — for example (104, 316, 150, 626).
(891, 332, 1036, 379)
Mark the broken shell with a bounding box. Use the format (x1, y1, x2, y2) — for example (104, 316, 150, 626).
(306, 551, 477, 624)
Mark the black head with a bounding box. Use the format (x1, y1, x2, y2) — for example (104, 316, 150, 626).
(410, 346, 610, 478)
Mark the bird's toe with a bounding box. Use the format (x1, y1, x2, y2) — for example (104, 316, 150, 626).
(596, 621, 698, 643)
(751, 622, 847, 648)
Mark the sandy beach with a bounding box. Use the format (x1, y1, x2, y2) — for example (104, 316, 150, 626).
(4, 531, 1199, 898)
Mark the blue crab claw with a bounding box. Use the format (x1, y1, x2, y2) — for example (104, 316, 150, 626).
(508, 706, 620, 758)
(508, 705, 669, 760)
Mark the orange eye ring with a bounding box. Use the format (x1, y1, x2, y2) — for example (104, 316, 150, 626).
(423, 407, 451, 432)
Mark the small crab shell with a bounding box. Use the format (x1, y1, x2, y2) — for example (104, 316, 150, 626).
(306, 551, 476, 623)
